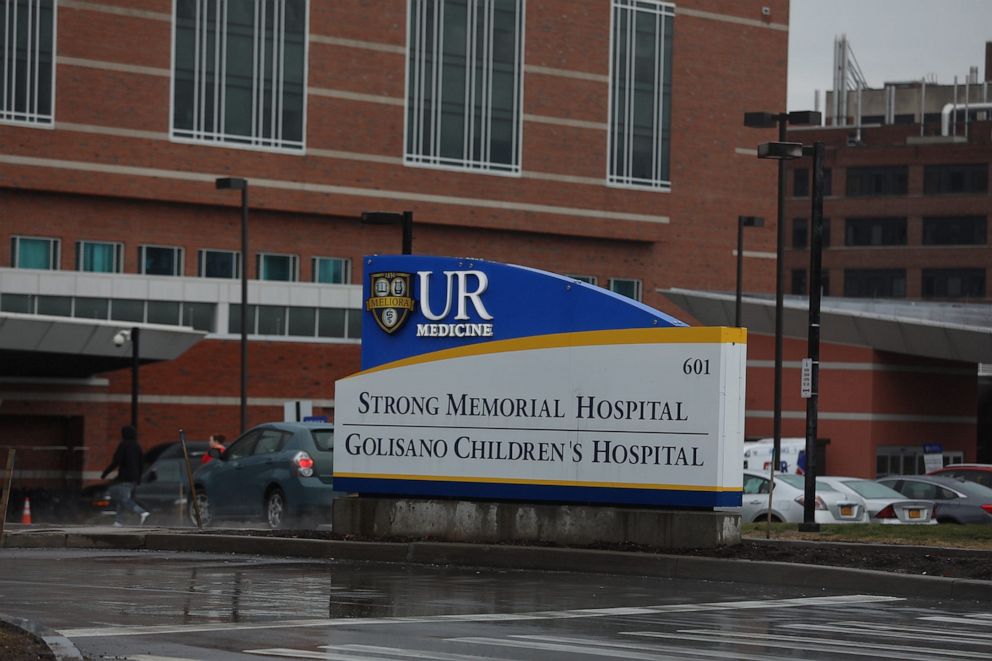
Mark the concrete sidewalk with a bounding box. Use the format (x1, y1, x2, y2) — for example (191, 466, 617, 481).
(2, 524, 990, 603)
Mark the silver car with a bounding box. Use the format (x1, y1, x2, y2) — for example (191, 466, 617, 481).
(818, 476, 936, 525)
(741, 471, 869, 524)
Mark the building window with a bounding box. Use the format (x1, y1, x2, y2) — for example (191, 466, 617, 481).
(172, 0, 307, 150)
(792, 218, 808, 249)
(922, 216, 987, 246)
(258, 253, 298, 281)
(793, 168, 808, 197)
(313, 257, 350, 284)
(570, 274, 598, 285)
(844, 217, 907, 246)
(609, 277, 642, 301)
(229, 303, 358, 338)
(608, 0, 673, 189)
(1, 0, 55, 125)
(922, 268, 985, 299)
(843, 269, 906, 298)
(11, 236, 59, 269)
(405, 0, 524, 174)
(845, 166, 908, 196)
(790, 269, 806, 296)
(923, 164, 988, 195)
(139, 245, 184, 276)
(198, 249, 240, 278)
(77, 241, 123, 273)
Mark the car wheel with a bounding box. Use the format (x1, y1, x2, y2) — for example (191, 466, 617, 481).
(189, 491, 211, 527)
(754, 514, 782, 523)
(265, 489, 288, 529)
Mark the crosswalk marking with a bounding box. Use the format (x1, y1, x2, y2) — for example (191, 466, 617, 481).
(627, 629, 987, 660)
(781, 621, 992, 643)
(60, 594, 903, 638)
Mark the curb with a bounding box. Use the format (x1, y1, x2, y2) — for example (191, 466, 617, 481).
(0, 613, 84, 660)
(3, 529, 991, 603)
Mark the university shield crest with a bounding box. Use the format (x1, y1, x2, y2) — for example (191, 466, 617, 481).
(366, 272, 415, 334)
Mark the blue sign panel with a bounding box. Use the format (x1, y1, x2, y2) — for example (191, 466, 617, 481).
(361, 255, 685, 369)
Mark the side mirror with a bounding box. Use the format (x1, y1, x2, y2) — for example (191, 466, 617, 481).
(144, 470, 157, 483)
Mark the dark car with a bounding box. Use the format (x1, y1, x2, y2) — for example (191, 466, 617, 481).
(83, 441, 208, 522)
(928, 464, 992, 490)
(877, 475, 992, 524)
(190, 422, 337, 529)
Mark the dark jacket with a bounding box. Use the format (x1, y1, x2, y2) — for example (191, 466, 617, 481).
(102, 438, 144, 484)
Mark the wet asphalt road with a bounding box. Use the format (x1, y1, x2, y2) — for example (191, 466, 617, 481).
(0, 548, 990, 660)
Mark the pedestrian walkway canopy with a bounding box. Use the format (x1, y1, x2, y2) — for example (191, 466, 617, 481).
(662, 289, 992, 364)
(0, 312, 206, 378)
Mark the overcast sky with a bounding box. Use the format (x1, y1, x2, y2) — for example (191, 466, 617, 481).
(788, 0, 992, 111)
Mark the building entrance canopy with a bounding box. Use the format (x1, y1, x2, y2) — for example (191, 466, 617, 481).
(0, 312, 206, 378)
(662, 289, 992, 364)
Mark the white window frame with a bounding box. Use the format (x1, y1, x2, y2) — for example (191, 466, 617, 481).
(404, 0, 526, 175)
(607, 0, 673, 191)
(169, 0, 310, 153)
(138, 244, 185, 276)
(76, 240, 124, 273)
(569, 274, 598, 286)
(609, 277, 642, 301)
(198, 248, 241, 279)
(11, 235, 59, 269)
(1, 0, 57, 127)
(257, 252, 299, 282)
(312, 256, 351, 284)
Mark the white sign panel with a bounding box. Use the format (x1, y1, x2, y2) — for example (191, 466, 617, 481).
(334, 327, 746, 508)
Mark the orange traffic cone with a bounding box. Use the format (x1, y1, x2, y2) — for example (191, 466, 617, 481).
(20, 497, 32, 525)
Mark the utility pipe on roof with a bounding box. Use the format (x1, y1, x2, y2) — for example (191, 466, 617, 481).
(942, 101, 992, 135)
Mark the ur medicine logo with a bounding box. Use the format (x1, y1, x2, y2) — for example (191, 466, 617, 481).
(366, 272, 415, 334)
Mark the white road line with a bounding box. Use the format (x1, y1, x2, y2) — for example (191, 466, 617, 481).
(781, 621, 992, 643)
(628, 629, 988, 660)
(332, 644, 520, 661)
(921, 616, 992, 627)
(244, 650, 404, 660)
(59, 594, 904, 638)
(446, 637, 703, 661)
(505, 635, 820, 661)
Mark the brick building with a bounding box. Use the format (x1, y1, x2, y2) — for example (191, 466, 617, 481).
(0, 0, 790, 505)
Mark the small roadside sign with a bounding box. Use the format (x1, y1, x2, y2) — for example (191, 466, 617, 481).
(800, 358, 813, 398)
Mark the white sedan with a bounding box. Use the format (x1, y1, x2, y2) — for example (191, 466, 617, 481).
(741, 471, 869, 524)
(817, 476, 937, 525)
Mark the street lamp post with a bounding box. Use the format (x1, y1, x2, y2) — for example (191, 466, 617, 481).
(745, 110, 821, 474)
(799, 141, 826, 532)
(113, 328, 140, 433)
(215, 177, 250, 434)
(736, 216, 765, 327)
(361, 211, 414, 255)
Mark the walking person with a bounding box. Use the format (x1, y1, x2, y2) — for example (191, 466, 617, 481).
(101, 425, 150, 527)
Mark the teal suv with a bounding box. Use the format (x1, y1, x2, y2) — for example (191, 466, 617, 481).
(191, 422, 337, 529)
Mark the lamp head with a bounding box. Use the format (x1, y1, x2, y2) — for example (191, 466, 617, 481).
(743, 111, 778, 128)
(757, 141, 804, 160)
(215, 177, 247, 190)
(739, 215, 765, 228)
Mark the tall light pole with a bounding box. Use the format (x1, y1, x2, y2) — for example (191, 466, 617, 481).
(361, 211, 414, 255)
(736, 216, 765, 327)
(745, 110, 821, 473)
(215, 177, 249, 433)
(113, 328, 140, 432)
(799, 141, 826, 532)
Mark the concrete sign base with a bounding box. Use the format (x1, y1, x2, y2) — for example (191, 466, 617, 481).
(332, 496, 740, 549)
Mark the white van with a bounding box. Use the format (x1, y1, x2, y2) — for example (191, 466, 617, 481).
(742, 438, 806, 473)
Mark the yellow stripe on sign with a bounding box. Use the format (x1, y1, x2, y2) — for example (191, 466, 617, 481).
(335, 472, 742, 493)
(346, 326, 747, 377)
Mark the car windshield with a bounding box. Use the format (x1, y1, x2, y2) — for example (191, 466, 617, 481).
(841, 480, 903, 499)
(777, 474, 836, 491)
(310, 429, 333, 452)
